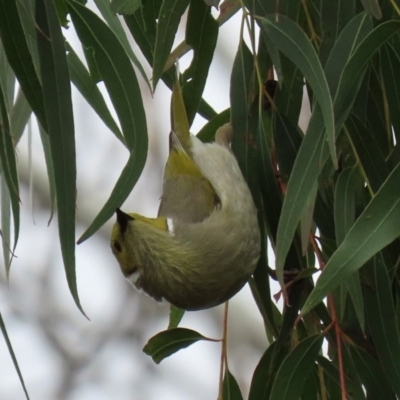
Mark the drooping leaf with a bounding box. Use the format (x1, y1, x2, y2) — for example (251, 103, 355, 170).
(302, 162, 400, 315)
(38, 123, 56, 224)
(1, 176, 11, 275)
(360, 0, 382, 19)
(347, 343, 395, 399)
(230, 41, 255, 182)
(182, 0, 218, 125)
(0, 312, 30, 400)
(36, 0, 84, 314)
(68, 1, 148, 243)
(143, 328, 219, 364)
(345, 116, 390, 193)
(0, 0, 46, 130)
(381, 42, 400, 143)
(248, 342, 277, 400)
(270, 334, 324, 400)
(93, 0, 150, 89)
(110, 0, 141, 15)
(364, 256, 400, 397)
(260, 14, 336, 167)
(0, 73, 20, 269)
(223, 368, 243, 400)
(275, 15, 400, 284)
(10, 88, 31, 143)
(68, 0, 147, 152)
(152, 0, 189, 90)
(66, 43, 124, 144)
(196, 108, 230, 142)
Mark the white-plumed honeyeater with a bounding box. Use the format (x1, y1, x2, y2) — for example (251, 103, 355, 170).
(110, 81, 260, 311)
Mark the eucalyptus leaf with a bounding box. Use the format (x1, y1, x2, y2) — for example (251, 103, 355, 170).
(0, 312, 30, 400)
(260, 14, 336, 167)
(36, 0, 84, 314)
(302, 162, 400, 315)
(223, 368, 243, 400)
(143, 328, 219, 364)
(152, 0, 189, 90)
(68, 0, 148, 243)
(0, 0, 46, 129)
(270, 334, 323, 400)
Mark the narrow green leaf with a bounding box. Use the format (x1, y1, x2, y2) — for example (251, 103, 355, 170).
(260, 15, 336, 167)
(68, 0, 147, 152)
(0, 42, 16, 108)
(110, 0, 141, 15)
(270, 334, 323, 400)
(15, 0, 40, 73)
(196, 108, 230, 142)
(273, 54, 303, 125)
(275, 107, 327, 284)
(346, 117, 389, 193)
(381, 42, 400, 142)
(68, 0, 148, 242)
(93, 0, 150, 89)
(273, 112, 302, 182)
(257, 114, 282, 244)
(143, 328, 218, 364)
(302, 162, 400, 316)
(347, 343, 395, 399)
(36, 0, 84, 314)
(1, 176, 11, 275)
(317, 356, 343, 397)
(182, 0, 218, 125)
(0, 312, 30, 400)
(360, 0, 382, 19)
(223, 368, 243, 400)
(334, 166, 358, 246)
(168, 306, 184, 329)
(38, 123, 56, 224)
(66, 43, 124, 144)
(124, 5, 158, 68)
(319, 0, 355, 64)
(152, 0, 189, 90)
(318, 354, 366, 399)
(275, 15, 400, 282)
(10, 88, 31, 143)
(0, 0, 46, 130)
(248, 342, 277, 400)
(0, 77, 20, 270)
(300, 182, 317, 254)
(364, 256, 400, 397)
(230, 41, 254, 180)
(334, 20, 400, 127)
(53, 0, 69, 27)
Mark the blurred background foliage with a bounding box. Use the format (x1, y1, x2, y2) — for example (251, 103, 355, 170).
(1, 0, 400, 399)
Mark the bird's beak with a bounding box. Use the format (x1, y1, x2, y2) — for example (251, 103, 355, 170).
(116, 208, 134, 234)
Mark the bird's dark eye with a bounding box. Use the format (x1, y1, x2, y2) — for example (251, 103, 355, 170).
(113, 241, 122, 253)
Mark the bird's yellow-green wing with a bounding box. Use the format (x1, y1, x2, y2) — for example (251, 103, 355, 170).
(158, 134, 219, 223)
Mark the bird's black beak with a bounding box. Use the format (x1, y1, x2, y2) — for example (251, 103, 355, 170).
(116, 208, 134, 234)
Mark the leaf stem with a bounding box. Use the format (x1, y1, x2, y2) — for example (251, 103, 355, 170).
(217, 301, 229, 400)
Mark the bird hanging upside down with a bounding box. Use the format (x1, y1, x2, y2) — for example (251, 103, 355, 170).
(110, 75, 260, 311)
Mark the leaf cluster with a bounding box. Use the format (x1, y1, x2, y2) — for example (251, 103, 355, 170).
(1, 0, 400, 399)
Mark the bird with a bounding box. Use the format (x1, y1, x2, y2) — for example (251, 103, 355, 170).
(110, 84, 260, 311)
